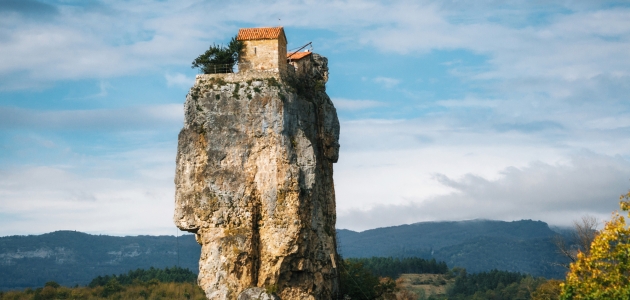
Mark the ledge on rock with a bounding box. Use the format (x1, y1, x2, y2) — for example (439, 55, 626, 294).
(238, 287, 280, 300)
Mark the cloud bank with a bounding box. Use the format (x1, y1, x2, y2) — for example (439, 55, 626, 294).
(337, 153, 630, 231)
(1, 0, 630, 235)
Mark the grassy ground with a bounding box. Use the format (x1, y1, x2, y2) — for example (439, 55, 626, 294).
(396, 273, 453, 299)
(0, 282, 206, 300)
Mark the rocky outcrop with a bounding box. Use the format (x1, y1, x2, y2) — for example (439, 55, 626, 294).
(174, 54, 340, 299)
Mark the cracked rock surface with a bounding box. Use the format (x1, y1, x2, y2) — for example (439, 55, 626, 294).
(174, 54, 340, 299)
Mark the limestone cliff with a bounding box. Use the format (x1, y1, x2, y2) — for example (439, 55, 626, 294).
(174, 54, 340, 299)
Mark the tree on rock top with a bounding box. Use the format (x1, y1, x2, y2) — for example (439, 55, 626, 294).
(191, 36, 244, 74)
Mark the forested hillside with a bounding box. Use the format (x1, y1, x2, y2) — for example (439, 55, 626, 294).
(0, 231, 200, 290)
(337, 219, 571, 278)
(345, 257, 448, 278)
(0, 220, 571, 290)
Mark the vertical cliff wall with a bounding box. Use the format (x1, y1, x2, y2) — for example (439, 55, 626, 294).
(174, 54, 340, 300)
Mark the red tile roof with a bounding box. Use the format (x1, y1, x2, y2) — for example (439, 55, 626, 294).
(287, 51, 312, 60)
(237, 27, 285, 41)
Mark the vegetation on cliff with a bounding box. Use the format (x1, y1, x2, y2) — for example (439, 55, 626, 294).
(191, 36, 244, 74)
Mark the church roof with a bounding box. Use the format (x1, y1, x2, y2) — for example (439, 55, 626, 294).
(287, 51, 312, 60)
(237, 27, 286, 41)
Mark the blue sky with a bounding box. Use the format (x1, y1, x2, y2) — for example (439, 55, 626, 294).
(2, 0, 630, 235)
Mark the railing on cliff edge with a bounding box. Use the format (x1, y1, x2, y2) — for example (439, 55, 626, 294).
(198, 62, 252, 74)
(196, 62, 298, 78)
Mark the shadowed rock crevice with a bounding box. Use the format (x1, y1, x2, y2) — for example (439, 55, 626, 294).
(174, 53, 340, 299)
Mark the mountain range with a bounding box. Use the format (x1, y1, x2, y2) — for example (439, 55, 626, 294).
(0, 231, 199, 290)
(0, 219, 571, 290)
(337, 219, 570, 278)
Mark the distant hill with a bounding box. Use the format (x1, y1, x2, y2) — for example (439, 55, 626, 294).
(0, 231, 200, 290)
(0, 220, 571, 290)
(337, 219, 570, 278)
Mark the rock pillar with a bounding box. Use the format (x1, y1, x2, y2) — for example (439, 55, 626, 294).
(174, 54, 340, 299)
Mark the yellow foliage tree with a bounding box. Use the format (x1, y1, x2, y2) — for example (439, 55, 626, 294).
(560, 192, 630, 300)
(532, 279, 562, 300)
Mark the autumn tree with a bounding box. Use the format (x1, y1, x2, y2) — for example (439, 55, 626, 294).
(553, 215, 599, 266)
(560, 192, 630, 299)
(532, 279, 562, 300)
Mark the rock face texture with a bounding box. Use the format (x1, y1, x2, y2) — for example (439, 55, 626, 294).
(174, 54, 340, 299)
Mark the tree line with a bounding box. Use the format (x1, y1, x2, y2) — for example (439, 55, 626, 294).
(345, 256, 448, 279)
(3, 191, 630, 299)
(0, 267, 204, 300)
(88, 266, 196, 287)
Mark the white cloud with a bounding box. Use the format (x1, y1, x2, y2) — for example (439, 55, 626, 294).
(94, 81, 112, 97)
(2, 0, 630, 235)
(333, 110, 630, 230)
(0, 105, 183, 130)
(0, 167, 175, 235)
(0, 1, 220, 88)
(373, 7, 630, 90)
(65, 81, 112, 99)
(336, 153, 630, 231)
(373, 77, 400, 88)
(2, 0, 628, 96)
(436, 98, 499, 108)
(165, 73, 194, 89)
(332, 98, 387, 110)
(0, 147, 178, 236)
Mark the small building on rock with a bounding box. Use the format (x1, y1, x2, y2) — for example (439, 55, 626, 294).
(237, 27, 288, 73)
(287, 50, 313, 76)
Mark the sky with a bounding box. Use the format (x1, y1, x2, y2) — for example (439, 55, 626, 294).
(1, 0, 630, 236)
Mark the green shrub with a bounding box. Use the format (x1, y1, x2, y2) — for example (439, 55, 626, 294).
(101, 278, 124, 297)
(339, 259, 395, 299)
(44, 281, 60, 289)
(191, 36, 244, 74)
